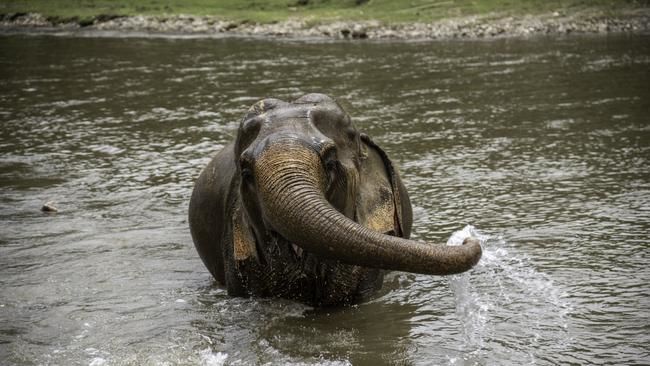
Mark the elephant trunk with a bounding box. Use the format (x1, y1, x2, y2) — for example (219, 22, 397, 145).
(254, 141, 482, 275)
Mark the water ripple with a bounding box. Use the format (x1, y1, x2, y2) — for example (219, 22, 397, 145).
(1, 34, 649, 365)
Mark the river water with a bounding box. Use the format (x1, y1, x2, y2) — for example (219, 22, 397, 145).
(0, 33, 648, 365)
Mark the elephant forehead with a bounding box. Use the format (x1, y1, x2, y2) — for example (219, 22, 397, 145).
(247, 100, 352, 142)
(264, 104, 310, 121)
(261, 111, 313, 135)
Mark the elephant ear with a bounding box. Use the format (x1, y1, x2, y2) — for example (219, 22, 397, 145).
(355, 134, 410, 238)
(232, 207, 257, 264)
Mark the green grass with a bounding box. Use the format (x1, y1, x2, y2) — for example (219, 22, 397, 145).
(1, 0, 648, 24)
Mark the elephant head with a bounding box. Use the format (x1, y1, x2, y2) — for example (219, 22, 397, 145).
(230, 93, 481, 280)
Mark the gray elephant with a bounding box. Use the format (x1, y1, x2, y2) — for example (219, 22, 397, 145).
(189, 94, 481, 306)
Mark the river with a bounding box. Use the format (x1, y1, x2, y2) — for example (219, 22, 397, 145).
(1, 33, 649, 365)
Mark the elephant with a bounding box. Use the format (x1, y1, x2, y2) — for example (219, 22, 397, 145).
(188, 93, 481, 306)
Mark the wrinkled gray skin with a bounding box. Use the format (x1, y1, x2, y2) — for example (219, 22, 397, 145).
(189, 94, 482, 306)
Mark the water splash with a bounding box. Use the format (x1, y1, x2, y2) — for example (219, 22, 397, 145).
(447, 225, 490, 349)
(447, 225, 573, 363)
(199, 348, 228, 366)
(88, 357, 107, 366)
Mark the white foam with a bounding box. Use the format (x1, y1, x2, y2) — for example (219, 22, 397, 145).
(447, 225, 573, 361)
(199, 348, 228, 366)
(448, 225, 490, 349)
(89, 357, 106, 366)
(446, 224, 486, 246)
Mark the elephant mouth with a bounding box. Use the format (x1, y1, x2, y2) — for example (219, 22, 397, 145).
(272, 230, 306, 262)
(267, 230, 338, 268)
(291, 243, 304, 258)
(255, 229, 383, 306)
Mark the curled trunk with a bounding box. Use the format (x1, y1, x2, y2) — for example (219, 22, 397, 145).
(254, 142, 482, 275)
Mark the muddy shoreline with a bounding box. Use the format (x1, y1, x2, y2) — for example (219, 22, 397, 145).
(1, 10, 649, 40)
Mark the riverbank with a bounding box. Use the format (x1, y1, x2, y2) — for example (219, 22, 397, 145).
(1, 8, 649, 40)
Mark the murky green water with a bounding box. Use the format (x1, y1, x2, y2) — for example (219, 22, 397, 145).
(1, 33, 649, 365)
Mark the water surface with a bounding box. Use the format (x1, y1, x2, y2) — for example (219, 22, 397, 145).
(1, 34, 649, 365)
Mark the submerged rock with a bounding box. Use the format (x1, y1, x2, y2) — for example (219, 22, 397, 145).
(41, 201, 58, 213)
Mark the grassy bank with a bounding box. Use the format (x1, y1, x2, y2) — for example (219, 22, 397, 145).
(1, 0, 648, 24)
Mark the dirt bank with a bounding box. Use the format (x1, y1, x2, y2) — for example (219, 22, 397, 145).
(1, 9, 649, 39)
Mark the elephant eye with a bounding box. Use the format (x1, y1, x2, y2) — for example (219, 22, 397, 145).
(239, 156, 255, 182)
(325, 160, 337, 171)
(241, 167, 253, 181)
(321, 144, 338, 176)
(325, 160, 340, 186)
